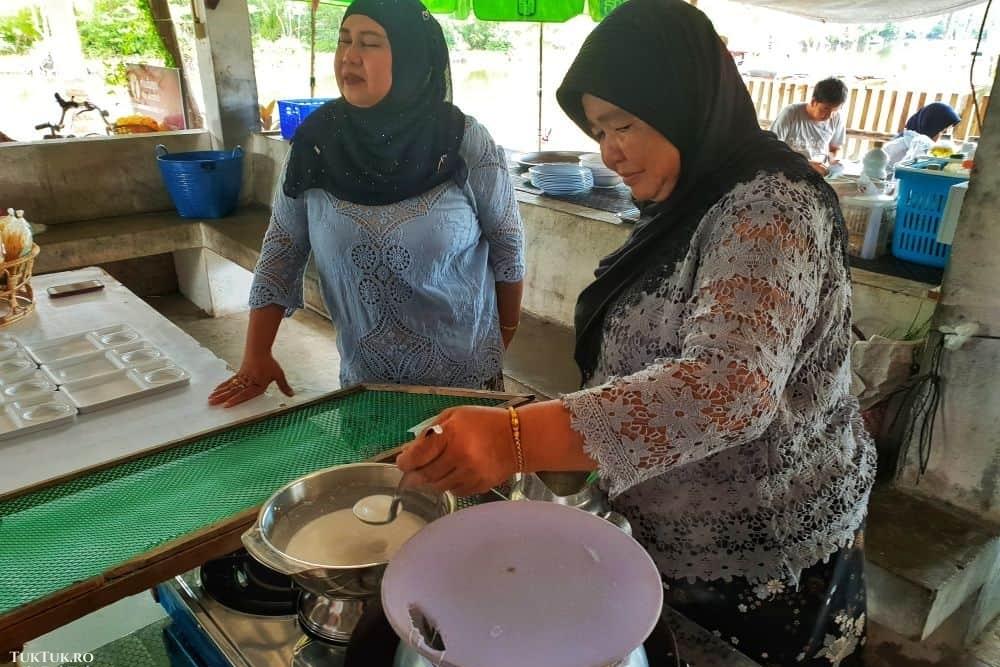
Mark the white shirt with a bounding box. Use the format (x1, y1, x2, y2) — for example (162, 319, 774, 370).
(883, 130, 934, 165)
(771, 103, 847, 159)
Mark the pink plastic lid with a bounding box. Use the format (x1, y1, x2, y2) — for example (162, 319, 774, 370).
(381, 501, 663, 667)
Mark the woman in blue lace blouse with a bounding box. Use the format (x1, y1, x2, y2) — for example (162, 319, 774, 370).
(210, 0, 524, 407)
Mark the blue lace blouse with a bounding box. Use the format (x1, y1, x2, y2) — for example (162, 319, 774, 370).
(249, 116, 525, 389)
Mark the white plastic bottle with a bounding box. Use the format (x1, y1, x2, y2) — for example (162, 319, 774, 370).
(862, 141, 889, 180)
(960, 136, 978, 161)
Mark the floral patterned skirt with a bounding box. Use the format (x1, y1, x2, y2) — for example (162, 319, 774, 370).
(659, 529, 867, 667)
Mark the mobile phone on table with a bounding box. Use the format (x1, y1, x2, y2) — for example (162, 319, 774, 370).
(46, 279, 105, 298)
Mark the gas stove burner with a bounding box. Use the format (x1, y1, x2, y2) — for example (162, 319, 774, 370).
(297, 591, 367, 644)
(296, 597, 401, 666)
(291, 635, 348, 667)
(200, 549, 298, 616)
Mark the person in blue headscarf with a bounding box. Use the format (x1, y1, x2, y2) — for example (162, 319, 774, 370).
(904, 102, 962, 141)
(884, 102, 964, 165)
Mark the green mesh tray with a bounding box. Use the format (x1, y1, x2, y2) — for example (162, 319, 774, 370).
(0, 389, 504, 616)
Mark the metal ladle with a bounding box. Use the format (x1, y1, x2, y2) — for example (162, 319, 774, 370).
(353, 425, 443, 525)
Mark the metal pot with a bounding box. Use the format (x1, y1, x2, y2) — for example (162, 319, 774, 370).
(242, 462, 455, 641)
(509, 471, 631, 535)
(298, 591, 367, 644)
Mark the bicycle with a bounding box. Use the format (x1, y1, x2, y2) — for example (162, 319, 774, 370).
(34, 93, 114, 139)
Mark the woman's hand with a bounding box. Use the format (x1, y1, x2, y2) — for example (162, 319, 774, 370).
(495, 280, 523, 350)
(208, 353, 293, 408)
(808, 161, 829, 177)
(500, 326, 517, 349)
(396, 405, 517, 497)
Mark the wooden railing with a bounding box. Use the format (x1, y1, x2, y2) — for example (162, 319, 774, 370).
(745, 76, 991, 159)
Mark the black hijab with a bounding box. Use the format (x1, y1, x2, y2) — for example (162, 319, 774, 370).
(557, 0, 842, 384)
(283, 0, 467, 205)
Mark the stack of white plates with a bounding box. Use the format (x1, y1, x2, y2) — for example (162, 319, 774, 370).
(580, 153, 623, 188)
(528, 163, 594, 195)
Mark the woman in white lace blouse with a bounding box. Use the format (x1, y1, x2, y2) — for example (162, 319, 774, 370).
(209, 0, 523, 407)
(398, 1, 875, 664)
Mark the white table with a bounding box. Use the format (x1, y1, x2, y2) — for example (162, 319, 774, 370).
(0, 267, 308, 496)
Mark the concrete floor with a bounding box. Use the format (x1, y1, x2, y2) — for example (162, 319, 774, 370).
(867, 612, 999, 667)
(20, 293, 1000, 667)
(146, 293, 343, 397)
(146, 292, 580, 401)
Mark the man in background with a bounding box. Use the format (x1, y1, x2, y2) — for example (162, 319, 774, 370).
(771, 77, 848, 175)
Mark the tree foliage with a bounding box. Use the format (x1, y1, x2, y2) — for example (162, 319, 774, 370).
(452, 21, 512, 51)
(314, 4, 348, 51)
(78, 0, 172, 63)
(77, 0, 173, 84)
(246, 2, 510, 53)
(248, 0, 345, 51)
(927, 21, 947, 40)
(248, 0, 294, 42)
(0, 8, 42, 55)
(878, 23, 899, 43)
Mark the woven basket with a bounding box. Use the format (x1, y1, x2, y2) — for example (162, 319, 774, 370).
(0, 244, 40, 327)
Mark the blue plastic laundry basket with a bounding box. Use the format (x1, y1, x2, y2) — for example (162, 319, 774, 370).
(155, 144, 243, 219)
(277, 98, 333, 140)
(892, 160, 968, 268)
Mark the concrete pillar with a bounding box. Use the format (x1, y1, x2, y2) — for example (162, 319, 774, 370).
(174, 247, 254, 317)
(191, 0, 260, 149)
(898, 66, 1000, 522)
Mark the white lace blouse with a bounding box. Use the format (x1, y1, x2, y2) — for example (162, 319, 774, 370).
(562, 171, 876, 585)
